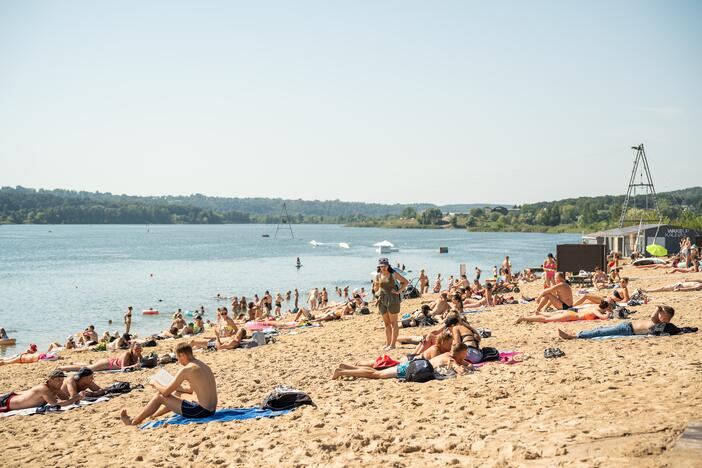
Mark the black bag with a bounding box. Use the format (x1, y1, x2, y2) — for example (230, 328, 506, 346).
(105, 381, 132, 394)
(405, 359, 435, 383)
(358, 307, 371, 315)
(262, 385, 315, 411)
(480, 347, 500, 362)
(415, 315, 437, 327)
(140, 353, 158, 368)
(142, 339, 157, 347)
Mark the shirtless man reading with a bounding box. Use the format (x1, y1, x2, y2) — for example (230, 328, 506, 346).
(535, 273, 573, 312)
(0, 370, 82, 413)
(120, 343, 217, 425)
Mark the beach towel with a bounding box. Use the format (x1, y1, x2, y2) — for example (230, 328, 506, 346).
(139, 407, 292, 429)
(462, 308, 492, 315)
(0, 396, 112, 418)
(473, 351, 523, 368)
(588, 335, 652, 341)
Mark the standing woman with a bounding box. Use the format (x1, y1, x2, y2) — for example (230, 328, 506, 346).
(543, 253, 557, 288)
(419, 269, 429, 295)
(373, 257, 409, 351)
(433, 274, 442, 293)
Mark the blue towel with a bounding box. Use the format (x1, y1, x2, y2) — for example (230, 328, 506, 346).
(139, 407, 292, 429)
(589, 335, 651, 341)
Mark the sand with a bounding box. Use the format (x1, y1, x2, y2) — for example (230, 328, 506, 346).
(1, 266, 701, 467)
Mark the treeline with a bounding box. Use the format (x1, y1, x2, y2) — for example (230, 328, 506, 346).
(458, 187, 702, 232)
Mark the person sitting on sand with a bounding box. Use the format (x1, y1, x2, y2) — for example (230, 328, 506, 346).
(0, 344, 59, 366)
(332, 343, 472, 380)
(423, 292, 450, 318)
(534, 273, 573, 312)
(398, 315, 462, 357)
(461, 283, 494, 309)
(0, 370, 84, 413)
(189, 328, 247, 351)
(517, 300, 611, 324)
(558, 305, 676, 340)
(216, 308, 238, 336)
(444, 313, 483, 363)
(592, 267, 609, 290)
(573, 278, 630, 307)
(643, 280, 702, 293)
(58, 367, 106, 399)
(120, 343, 217, 425)
(59, 341, 143, 372)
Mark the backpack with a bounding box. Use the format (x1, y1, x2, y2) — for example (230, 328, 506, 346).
(480, 347, 500, 362)
(140, 353, 159, 368)
(105, 381, 132, 394)
(358, 307, 371, 315)
(261, 385, 315, 411)
(405, 359, 435, 383)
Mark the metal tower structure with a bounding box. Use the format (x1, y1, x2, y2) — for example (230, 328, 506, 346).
(618, 143, 661, 228)
(274, 202, 295, 239)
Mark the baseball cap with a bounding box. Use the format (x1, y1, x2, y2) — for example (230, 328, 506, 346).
(74, 367, 94, 380)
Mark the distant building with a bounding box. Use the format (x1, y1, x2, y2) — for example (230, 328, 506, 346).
(584, 224, 699, 256)
(491, 206, 508, 215)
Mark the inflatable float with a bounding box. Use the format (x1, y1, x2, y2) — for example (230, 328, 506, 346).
(142, 309, 160, 315)
(0, 338, 16, 346)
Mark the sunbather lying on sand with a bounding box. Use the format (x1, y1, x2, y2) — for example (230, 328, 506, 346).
(0, 344, 59, 366)
(331, 343, 471, 380)
(643, 281, 702, 293)
(58, 367, 106, 399)
(558, 305, 675, 339)
(517, 301, 610, 324)
(59, 342, 143, 372)
(354, 334, 454, 368)
(0, 370, 83, 413)
(573, 278, 630, 306)
(120, 343, 217, 425)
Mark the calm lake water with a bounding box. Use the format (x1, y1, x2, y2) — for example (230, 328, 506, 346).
(0, 224, 580, 352)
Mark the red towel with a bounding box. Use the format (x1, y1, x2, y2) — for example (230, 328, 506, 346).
(373, 355, 400, 369)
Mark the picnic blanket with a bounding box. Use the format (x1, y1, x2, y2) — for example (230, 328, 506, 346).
(139, 407, 292, 429)
(0, 395, 112, 418)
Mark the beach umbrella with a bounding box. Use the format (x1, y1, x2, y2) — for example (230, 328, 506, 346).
(373, 240, 395, 247)
(646, 244, 668, 257)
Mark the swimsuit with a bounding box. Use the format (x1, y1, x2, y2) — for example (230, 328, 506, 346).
(396, 361, 410, 379)
(108, 357, 123, 370)
(181, 400, 215, 419)
(613, 290, 622, 300)
(0, 392, 16, 412)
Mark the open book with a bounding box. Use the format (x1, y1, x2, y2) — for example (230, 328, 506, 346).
(150, 369, 175, 388)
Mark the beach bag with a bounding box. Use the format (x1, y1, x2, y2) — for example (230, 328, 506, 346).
(105, 381, 132, 394)
(480, 347, 500, 362)
(358, 306, 371, 315)
(251, 332, 267, 347)
(262, 385, 315, 410)
(405, 359, 435, 383)
(142, 339, 157, 348)
(140, 353, 158, 368)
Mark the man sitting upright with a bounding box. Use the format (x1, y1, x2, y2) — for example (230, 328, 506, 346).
(120, 342, 217, 425)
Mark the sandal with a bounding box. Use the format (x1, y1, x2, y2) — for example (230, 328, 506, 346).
(544, 347, 565, 359)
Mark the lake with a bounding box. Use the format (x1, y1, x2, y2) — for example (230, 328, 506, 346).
(0, 224, 581, 351)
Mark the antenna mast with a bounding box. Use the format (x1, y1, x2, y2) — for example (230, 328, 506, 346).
(618, 144, 661, 228)
(274, 202, 295, 239)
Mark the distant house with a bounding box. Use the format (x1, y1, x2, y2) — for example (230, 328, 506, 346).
(491, 206, 508, 215)
(584, 224, 699, 256)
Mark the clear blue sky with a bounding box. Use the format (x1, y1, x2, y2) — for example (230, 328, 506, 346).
(1, 0, 700, 205)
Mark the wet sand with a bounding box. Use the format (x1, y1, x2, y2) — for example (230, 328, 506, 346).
(1, 266, 701, 467)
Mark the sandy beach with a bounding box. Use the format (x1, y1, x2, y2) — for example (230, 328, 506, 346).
(1, 266, 701, 467)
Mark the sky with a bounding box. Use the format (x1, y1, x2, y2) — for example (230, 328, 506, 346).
(1, 1, 701, 205)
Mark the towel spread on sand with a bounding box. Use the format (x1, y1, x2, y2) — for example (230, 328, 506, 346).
(0, 396, 112, 418)
(588, 335, 652, 341)
(139, 407, 292, 429)
(473, 351, 523, 368)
